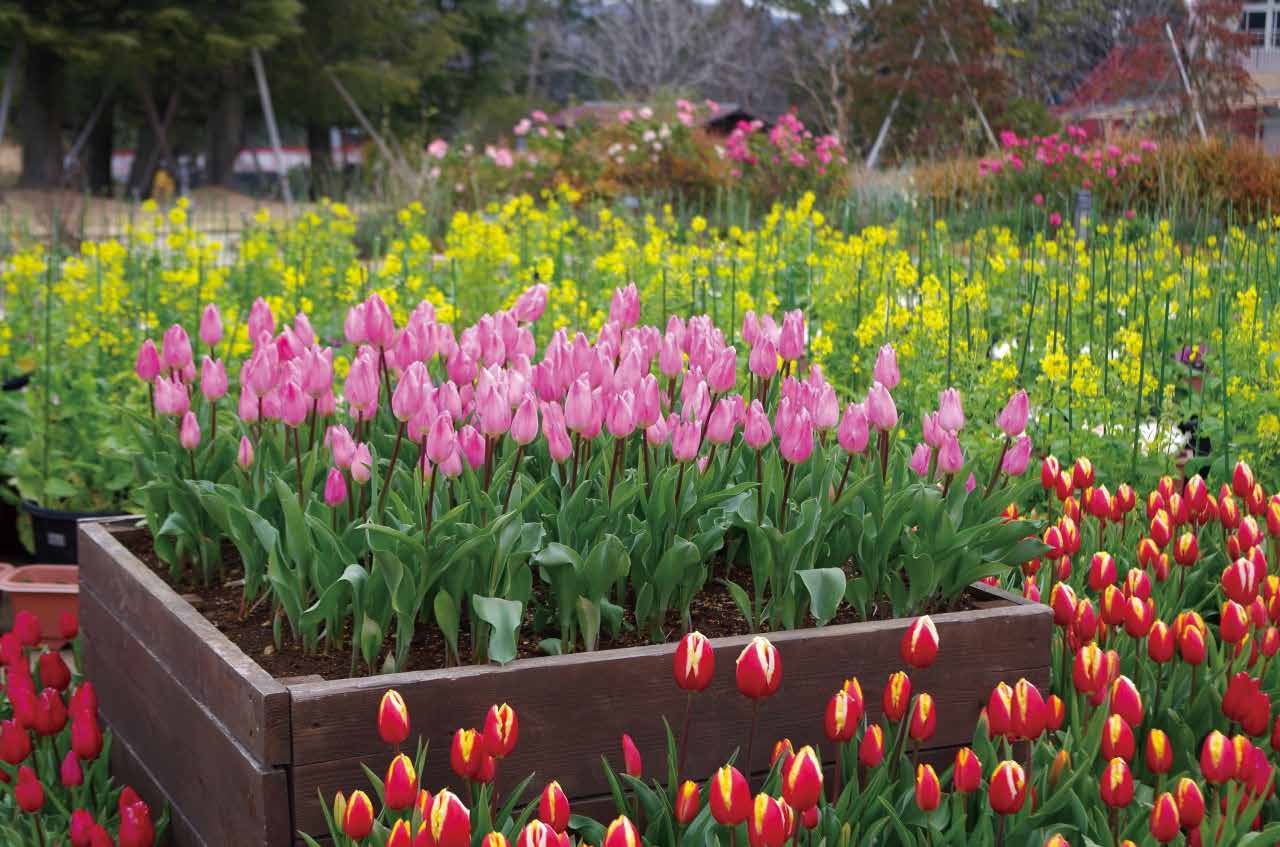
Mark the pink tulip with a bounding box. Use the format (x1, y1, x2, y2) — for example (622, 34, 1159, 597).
(873, 344, 900, 390)
(778, 408, 814, 465)
(778, 310, 806, 361)
(742, 311, 760, 346)
(866, 382, 898, 431)
(636, 375, 662, 427)
(743, 400, 772, 449)
(179, 411, 201, 450)
(909, 443, 931, 476)
(199, 304, 223, 348)
(749, 336, 778, 380)
(327, 425, 357, 468)
(200, 357, 228, 402)
(659, 333, 683, 378)
(248, 297, 275, 344)
(343, 353, 380, 419)
(543, 402, 574, 462)
(511, 396, 539, 445)
(437, 381, 462, 421)
(922, 412, 943, 449)
(364, 294, 396, 349)
(477, 379, 512, 438)
(1002, 435, 1033, 476)
(344, 302, 368, 345)
(154, 375, 189, 417)
(609, 283, 641, 328)
(458, 425, 485, 469)
(237, 387, 258, 422)
(279, 381, 309, 428)
(512, 284, 549, 323)
(161, 325, 193, 373)
(293, 313, 316, 348)
(426, 414, 457, 466)
(324, 467, 347, 507)
(350, 443, 372, 483)
(937, 431, 964, 474)
(671, 419, 701, 462)
(681, 378, 711, 425)
(706, 397, 737, 445)
(300, 347, 334, 398)
(996, 390, 1029, 437)
(837, 403, 869, 454)
(135, 340, 161, 381)
(707, 347, 737, 394)
(606, 391, 637, 439)
(242, 346, 279, 397)
(237, 436, 254, 469)
(937, 388, 965, 432)
(813, 381, 839, 430)
(965, 473, 977, 493)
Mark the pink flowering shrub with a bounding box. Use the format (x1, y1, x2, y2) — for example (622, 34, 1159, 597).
(723, 110, 847, 201)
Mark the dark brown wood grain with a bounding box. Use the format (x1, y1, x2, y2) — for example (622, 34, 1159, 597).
(106, 718, 209, 847)
(78, 521, 291, 765)
(288, 594, 1050, 837)
(81, 583, 293, 846)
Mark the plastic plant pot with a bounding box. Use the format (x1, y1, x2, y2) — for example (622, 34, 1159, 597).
(23, 502, 123, 564)
(0, 565, 78, 646)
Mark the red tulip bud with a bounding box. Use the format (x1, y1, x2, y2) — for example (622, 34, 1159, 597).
(746, 794, 787, 847)
(1100, 757, 1134, 807)
(1088, 552, 1116, 591)
(1073, 643, 1107, 694)
(675, 780, 701, 825)
(914, 763, 941, 811)
(1147, 620, 1174, 663)
(621, 733, 642, 778)
(735, 636, 781, 699)
(388, 820, 413, 847)
(13, 611, 42, 647)
(858, 725, 885, 768)
(60, 749, 83, 787)
(1233, 460, 1255, 498)
(538, 781, 570, 833)
(1040, 455, 1060, 489)
(1150, 510, 1172, 548)
(908, 693, 936, 742)
(378, 689, 410, 746)
(988, 760, 1027, 815)
(1173, 532, 1198, 566)
(118, 801, 155, 847)
(1200, 731, 1236, 784)
(1108, 676, 1143, 727)
(450, 728, 483, 780)
(1045, 695, 1065, 731)
(38, 651, 71, 691)
(516, 820, 554, 847)
(1149, 792, 1180, 843)
(1176, 777, 1205, 828)
(1072, 456, 1094, 489)
(882, 671, 911, 722)
(824, 689, 858, 742)
(483, 703, 518, 759)
(1011, 678, 1046, 740)
(987, 681, 1013, 738)
(1100, 585, 1126, 626)
(342, 790, 375, 840)
(1221, 600, 1251, 644)
(900, 616, 939, 669)
(709, 765, 751, 825)
(603, 816, 640, 847)
(34, 687, 67, 736)
(426, 789, 471, 847)
(1124, 596, 1154, 638)
(674, 631, 715, 691)
(782, 745, 823, 810)
(953, 747, 982, 793)
(0, 718, 31, 765)
(1050, 583, 1076, 627)
(1072, 598, 1098, 643)
(1179, 625, 1207, 665)
(1101, 715, 1135, 761)
(384, 753, 418, 810)
(69, 809, 95, 847)
(1145, 728, 1173, 774)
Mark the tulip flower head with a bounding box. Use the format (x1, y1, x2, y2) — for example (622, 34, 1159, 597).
(675, 780, 701, 825)
(483, 703, 519, 759)
(709, 765, 751, 825)
(988, 760, 1027, 815)
(1149, 792, 1180, 843)
(674, 631, 715, 692)
(915, 763, 941, 812)
(908, 692, 936, 742)
(859, 724, 885, 767)
(538, 781, 570, 833)
(900, 615, 939, 669)
(384, 753, 418, 810)
(427, 789, 472, 847)
(735, 636, 781, 699)
(342, 790, 375, 840)
(378, 690, 410, 746)
(782, 745, 823, 810)
(621, 733, 642, 777)
(882, 671, 911, 722)
(953, 747, 982, 792)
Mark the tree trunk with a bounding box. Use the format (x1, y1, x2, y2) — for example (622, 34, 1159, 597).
(127, 125, 156, 199)
(18, 45, 65, 188)
(306, 121, 332, 201)
(87, 95, 115, 195)
(207, 64, 245, 187)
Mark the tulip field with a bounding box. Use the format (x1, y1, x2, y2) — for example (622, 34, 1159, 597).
(0, 188, 1279, 846)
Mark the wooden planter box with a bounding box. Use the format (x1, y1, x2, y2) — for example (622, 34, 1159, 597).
(79, 520, 1052, 847)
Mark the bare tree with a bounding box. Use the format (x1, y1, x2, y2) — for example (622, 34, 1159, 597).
(776, 6, 861, 146)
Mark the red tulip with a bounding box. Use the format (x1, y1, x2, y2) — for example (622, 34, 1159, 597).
(483, 703, 518, 759)
(1108, 676, 1143, 727)
(0, 719, 31, 765)
(988, 761, 1027, 815)
(1233, 460, 1255, 498)
(675, 780, 701, 825)
(914, 764, 941, 811)
(858, 725, 885, 768)
(388, 821, 413, 847)
(378, 689, 410, 746)
(824, 689, 858, 742)
(782, 745, 823, 810)
(1049, 582, 1076, 626)
(1100, 757, 1134, 807)
(1232, 734, 1255, 781)
(771, 739, 795, 773)
(516, 820, 554, 847)
(1088, 552, 1116, 591)
(900, 616, 939, 669)
(735, 636, 781, 699)
(1150, 510, 1172, 548)
(1200, 731, 1236, 783)
(60, 749, 83, 787)
(882, 671, 911, 722)
(1011, 678, 1046, 740)
(1073, 643, 1107, 694)
(1174, 532, 1198, 566)
(426, 789, 471, 847)
(603, 817, 640, 847)
(746, 794, 787, 847)
(1072, 598, 1098, 643)
(1149, 792, 1180, 843)
(1100, 585, 1126, 626)
(1176, 777, 1206, 827)
(384, 753, 418, 810)
(1221, 495, 1242, 530)
(908, 692, 936, 741)
(709, 765, 750, 825)
(343, 790, 375, 840)
(1040, 455, 1060, 489)
(1221, 600, 1251, 644)
(69, 809, 96, 847)
(38, 651, 71, 691)
(986, 681, 1013, 738)
(1045, 695, 1065, 731)
(34, 688, 67, 736)
(118, 801, 155, 847)
(1147, 621, 1174, 663)
(538, 781, 570, 833)
(69, 681, 97, 720)
(953, 747, 981, 792)
(1101, 715, 1135, 761)
(1179, 625, 1207, 665)
(450, 728, 483, 780)
(621, 733, 642, 777)
(13, 611, 42, 647)
(674, 631, 715, 691)
(1124, 596, 1154, 638)
(71, 715, 103, 761)
(1145, 728, 1173, 774)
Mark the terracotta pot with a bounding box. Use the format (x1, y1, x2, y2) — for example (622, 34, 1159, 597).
(0, 564, 78, 647)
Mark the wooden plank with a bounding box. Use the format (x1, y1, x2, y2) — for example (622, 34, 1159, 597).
(106, 720, 209, 847)
(290, 598, 1050, 837)
(81, 584, 293, 847)
(78, 521, 291, 765)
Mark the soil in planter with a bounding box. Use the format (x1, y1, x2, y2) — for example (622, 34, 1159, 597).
(119, 532, 980, 681)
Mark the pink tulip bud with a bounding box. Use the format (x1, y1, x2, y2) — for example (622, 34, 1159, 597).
(742, 311, 760, 346)
(199, 304, 223, 348)
(565, 377, 595, 434)
(659, 333, 683, 378)
(392, 362, 429, 422)
(837, 403, 869, 454)
(237, 436, 254, 469)
(606, 391, 637, 439)
(513, 283, 549, 323)
(364, 294, 396, 349)
(909, 443, 931, 476)
(459, 425, 486, 469)
(609, 283, 641, 328)
(779, 408, 814, 465)
(327, 425, 357, 468)
(343, 352, 380, 419)
(707, 347, 737, 394)
(477, 376, 512, 437)
(154, 375, 190, 417)
(937, 388, 965, 432)
(511, 396, 539, 445)
(179, 411, 201, 450)
(162, 324, 193, 373)
(279, 381, 309, 428)
(135, 339, 160, 381)
(238, 388, 258, 422)
(937, 431, 964, 474)
(350, 443, 372, 483)
(922, 412, 943, 448)
(294, 313, 316, 348)
(866, 382, 898, 431)
(300, 347, 334, 398)
(749, 336, 778, 380)
(635, 375, 661, 427)
(324, 467, 347, 507)
(706, 397, 737, 445)
(965, 472, 977, 493)
(425, 413, 457, 466)
(778, 310, 806, 361)
(344, 302, 368, 345)
(813, 381, 839, 430)
(1002, 435, 1033, 476)
(248, 297, 275, 344)
(243, 345, 280, 397)
(873, 344, 900, 390)
(744, 400, 772, 449)
(997, 390, 1029, 437)
(645, 415, 671, 448)
(201, 357, 228, 402)
(543, 402, 574, 462)
(671, 419, 701, 462)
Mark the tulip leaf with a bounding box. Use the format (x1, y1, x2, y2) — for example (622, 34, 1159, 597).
(576, 597, 601, 652)
(797, 567, 846, 626)
(600, 755, 630, 817)
(472, 595, 523, 665)
(433, 590, 460, 665)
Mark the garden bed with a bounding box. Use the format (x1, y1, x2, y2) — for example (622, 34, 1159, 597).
(79, 519, 1052, 846)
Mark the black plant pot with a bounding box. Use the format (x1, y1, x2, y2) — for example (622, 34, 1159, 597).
(22, 502, 125, 564)
(0, 497, 22, 560)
